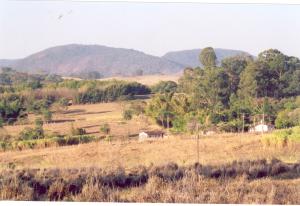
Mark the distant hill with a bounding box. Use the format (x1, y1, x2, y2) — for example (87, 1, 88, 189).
(0, 44, 185, 77)
(0, 44, 252, 77)
(162, 48, 252, 68)
(0, 59, 20, 67)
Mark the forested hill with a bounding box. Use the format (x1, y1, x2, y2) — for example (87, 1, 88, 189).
(162, 48, 252, 68)
(0, 44, 251, 77)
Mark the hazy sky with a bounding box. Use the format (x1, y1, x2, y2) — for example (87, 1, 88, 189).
(0, 1, 300, 59)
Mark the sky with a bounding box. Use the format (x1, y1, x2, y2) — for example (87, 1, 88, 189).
(0, 1, 300, 59)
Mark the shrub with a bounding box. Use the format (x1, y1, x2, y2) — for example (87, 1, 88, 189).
(0, 132, 11, 142)
(35, 117, 43, 128)
(262, 127, 300, 148)
(151, 81, 177, 93)
(42, 109, 52, 123)
(105, 135, 113, 142)
(19, 127, 44, 140)
(58, 97, 69, 111)
(100, 123, 110, 135)
(56, 135, 96, 146)
(275, 110, 293, 129)
(123, 109, 133, 120)
(70, 124, 86, 136)
(0, 141, 11, 151)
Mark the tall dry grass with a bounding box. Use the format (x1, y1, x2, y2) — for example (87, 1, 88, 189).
(0, 159, 299, 203)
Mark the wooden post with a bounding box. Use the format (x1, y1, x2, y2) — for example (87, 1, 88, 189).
(197, 133, 199, 164)
(196, 123, 200, 164)
(262, 112, 265, 134)
(242, 113, 245, 133)
(167, 114, 169, 133)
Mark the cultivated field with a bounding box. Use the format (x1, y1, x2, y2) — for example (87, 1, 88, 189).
(3, 102, 156, 138)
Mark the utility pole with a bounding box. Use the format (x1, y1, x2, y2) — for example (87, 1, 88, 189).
(242, 113, 245, 133)
(197, 133, 199, 164)
(196, 123, 200, 164)
(167, 114, 169, 134)
(262, 112, 265, 133)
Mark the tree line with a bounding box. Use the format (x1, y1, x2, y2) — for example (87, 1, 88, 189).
(0, 69, 151, 126)
(146, 47, 300, 132)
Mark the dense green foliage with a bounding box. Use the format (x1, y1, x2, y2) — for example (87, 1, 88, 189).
(147, 48, 300, 132)
(0, 69, 150, 125)
(151, 81, 178, 93)
(199, 47, 217, 67)
(262, 126, 300, 147)
(76, 81, 150, 104)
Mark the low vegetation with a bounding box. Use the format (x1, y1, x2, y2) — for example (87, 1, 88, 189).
(0, 135, 97, 152)
(262, 126, 300, 148)
(0, 159, 299, 202)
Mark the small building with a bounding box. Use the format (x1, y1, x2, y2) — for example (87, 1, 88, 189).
(249, 123, 274, 133)
(138, 130, 164, 141)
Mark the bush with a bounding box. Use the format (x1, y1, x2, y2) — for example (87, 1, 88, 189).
(19, 127, 44, 140)
(262, 127, 300, 148)
(123, 109, 133, 120)
(55, 135, 96, 146)
(172, 117, 187, 132)
(151, 81, 177, 93)
(100, 123, 110, 135)
(275, 108, 300, 129)
(35, 117, 43, 127)
(42, 109, 52, 123)
(1, 135, 97, 151)
(70, 124, 86, 136)
(0, 132, 11, 142)
(0, 141, 11, 151)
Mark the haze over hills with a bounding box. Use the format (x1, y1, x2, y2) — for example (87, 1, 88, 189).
(0, 44, 252, 77)
(162, 48, 252, 68)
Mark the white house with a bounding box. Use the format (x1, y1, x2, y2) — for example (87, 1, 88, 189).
(249, 123, 274, 133)
(138, 130, 164, 142)
(138, 132, 149, 142)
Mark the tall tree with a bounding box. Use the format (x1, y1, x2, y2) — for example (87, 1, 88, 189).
(193, 67, 230, 111)
(238, 61, 277, 99)
(258, 49, 286, 79)
(199, 47, 217, 67)
(221, 55, 252, 94)
(146, 93, 175, 128)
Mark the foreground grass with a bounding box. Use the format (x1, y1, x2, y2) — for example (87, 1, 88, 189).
(0, 159, 299, 203)
(0, 132, 299, 170)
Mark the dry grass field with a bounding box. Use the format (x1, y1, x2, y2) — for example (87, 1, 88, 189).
(0, 101, 300, 203)
(0, 132, 299, 171)
(3, 102, 156, 137)
(101, 74, 180, 86)
(63, 74, 181, 86)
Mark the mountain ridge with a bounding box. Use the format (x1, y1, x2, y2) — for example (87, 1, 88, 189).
(162, 48, 252, 68)
(0, 44, 252, 77)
